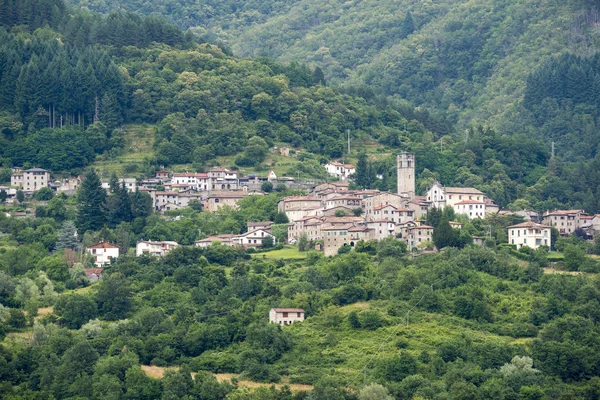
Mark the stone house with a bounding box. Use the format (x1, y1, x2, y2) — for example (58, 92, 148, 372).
(11, 168, 50, 192)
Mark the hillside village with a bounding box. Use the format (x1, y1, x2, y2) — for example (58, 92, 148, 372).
(6, 153, 600, 264)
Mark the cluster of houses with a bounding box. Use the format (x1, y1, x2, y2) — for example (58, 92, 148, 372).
(85, 221, 277, 267)
(8, 166, 305, 212)
(278, 153, 499, 255)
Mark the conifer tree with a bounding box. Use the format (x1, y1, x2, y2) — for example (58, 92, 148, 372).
(76, 169, 106, 233)
(55, 221, 80, 252)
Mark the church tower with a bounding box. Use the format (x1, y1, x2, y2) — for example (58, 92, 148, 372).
(397, 152, 415, 199)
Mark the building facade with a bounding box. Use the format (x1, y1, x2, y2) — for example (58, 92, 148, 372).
(86, 242, 120, 266)
(507, 222, 551, 249)
(11, 168, 50, 192)
(269, 308, 305, 325)
(397, 152, 415, 198)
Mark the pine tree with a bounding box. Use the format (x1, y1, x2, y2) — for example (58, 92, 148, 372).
(400, 11, 415, 37)
(55, 221, 80, 252)
(108, 171, 119, 194)
(76, 169, 106, 233)
(355, 151, 369, 189)
(432, 219, 459, 249)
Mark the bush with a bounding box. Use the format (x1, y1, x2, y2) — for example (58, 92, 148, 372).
(261, 181, 273, 192)
(360, 311, 384, 330)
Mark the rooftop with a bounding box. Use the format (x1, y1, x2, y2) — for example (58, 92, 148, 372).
(507, 221, 551, 229)
(272, 308, 304, 313)
(87, 241, 119, 249)
(444, 187, 484, 195)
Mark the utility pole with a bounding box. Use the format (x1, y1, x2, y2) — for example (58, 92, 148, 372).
(347, 129, 351, 154)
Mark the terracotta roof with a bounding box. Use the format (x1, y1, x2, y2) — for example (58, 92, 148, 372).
(272, 308, 304, 313)
(248, 221, 274, 226)
(321, 223, 354, 231)
(411, 224, 433, 229)
(322, 216, 365, 223)
(85, 268, 104, 275)
(544, 209, 584, 216)
(348, 226, 371, 232)
(196, 235, 234, 243)
(282, 196, 321, 202)
(241, 229, 273, 237)
(373, 204, 398, 211)
(455, 200, 486, 205)
(293, 215, 322, 222)
(329, 195, 361, 201)
(87, 241, 119, 249)
(208, 191, 248, 198)
(444, 187, 484, 195)
(327, 161, 355, 169)
(507, 221, 551, 229)
(138, 240, 179, 246)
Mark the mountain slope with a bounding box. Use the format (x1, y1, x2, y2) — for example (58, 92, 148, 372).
(66, 0, 600, 134)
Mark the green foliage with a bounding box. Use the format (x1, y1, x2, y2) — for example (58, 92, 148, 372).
(76, 169, 106, 233)
(55, 294, 98, 329)
(95, 273, 133, 320)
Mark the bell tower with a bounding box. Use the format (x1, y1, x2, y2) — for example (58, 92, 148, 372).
(397, 152, 415, 199)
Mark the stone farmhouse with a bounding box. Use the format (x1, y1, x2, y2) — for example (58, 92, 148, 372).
(11, 168, 50, 193)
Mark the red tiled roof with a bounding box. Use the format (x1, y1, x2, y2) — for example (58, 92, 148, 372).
(507, 221, 551, 229)
(283, 196, 321, 202)
(85, 268, 104, 275)
(87, 241, 119, 249)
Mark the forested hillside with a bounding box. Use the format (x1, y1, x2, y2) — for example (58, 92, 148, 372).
(66, 0, 600, 142)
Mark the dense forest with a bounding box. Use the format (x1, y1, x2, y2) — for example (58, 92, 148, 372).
(1, 1, 600, 399)
(66, 0, 600, 138)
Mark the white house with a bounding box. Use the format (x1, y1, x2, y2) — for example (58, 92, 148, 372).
(86, 242, 119, 266)
(426, 182, 487, 209)
(507, 222, 551, 249)
(267, 170, 277, 182)
(232, 229, 276, 248)
(102, 178, 137, 193)
(269, 308, 305, 325)
(324, 162, 356, 181)
(136, 241, 179, 257)
(453, 200, 486, 219)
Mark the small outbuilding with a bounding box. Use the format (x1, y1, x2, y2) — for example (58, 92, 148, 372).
(269, 308, 305, 326)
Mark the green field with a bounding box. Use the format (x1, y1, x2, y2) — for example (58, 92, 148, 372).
(250, 245, 307, 260)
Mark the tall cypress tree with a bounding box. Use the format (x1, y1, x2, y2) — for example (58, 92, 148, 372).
(355, 151, 369, 188)
(76, 169, 106, 233)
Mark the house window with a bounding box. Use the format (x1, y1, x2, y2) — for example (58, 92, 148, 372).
(297, 312, 301, 317)
(283, 312, 288, 317)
